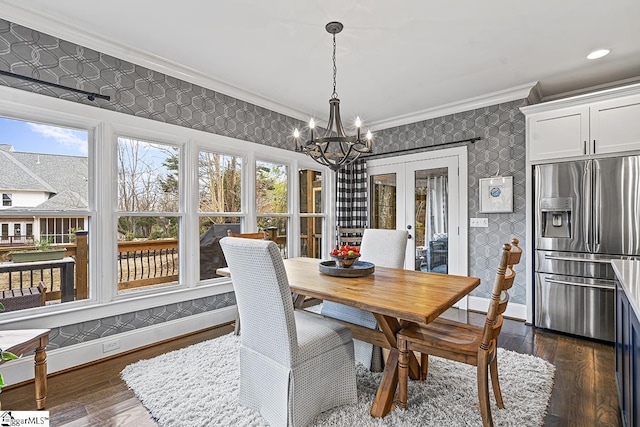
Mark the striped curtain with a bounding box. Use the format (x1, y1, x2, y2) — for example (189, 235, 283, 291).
(336, 159, 368, 229)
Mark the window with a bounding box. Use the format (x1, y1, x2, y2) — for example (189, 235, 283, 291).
(256, 160, 288, 258)
(198, 150, 242, 280)
(0, 115, 90, 309)
(0, 88, 331, 320)
(39, 218, 84, 244)
(116, 137, 181, 295)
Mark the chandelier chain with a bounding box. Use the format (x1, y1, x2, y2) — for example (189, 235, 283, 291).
(332, 33, 338, 99)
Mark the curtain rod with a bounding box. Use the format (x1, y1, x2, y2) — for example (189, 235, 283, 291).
(362, 136, 481, 160)
(0, 70, 110, 101)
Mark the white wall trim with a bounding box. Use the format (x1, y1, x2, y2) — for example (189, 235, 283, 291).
(369, 82, 538, 131)
(0, 0, 310, 123)
(1, 306, 236, 387)
(468, 296, 527, 321)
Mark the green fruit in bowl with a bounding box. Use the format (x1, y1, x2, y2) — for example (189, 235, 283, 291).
(347, 250, 355, 256)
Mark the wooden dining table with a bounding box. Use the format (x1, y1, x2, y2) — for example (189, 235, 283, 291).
(218, 257, 480, 418)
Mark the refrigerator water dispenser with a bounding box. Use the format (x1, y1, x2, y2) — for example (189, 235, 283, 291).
(540, 197, 572, 238)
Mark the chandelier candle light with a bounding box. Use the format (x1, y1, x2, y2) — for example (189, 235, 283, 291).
(294, 22, 372, 171)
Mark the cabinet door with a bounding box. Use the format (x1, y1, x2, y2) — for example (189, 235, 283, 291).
(528, 106, 589, 162)
(592, 94, 640, 155)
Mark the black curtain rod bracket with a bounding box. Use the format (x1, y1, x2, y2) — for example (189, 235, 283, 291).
(363, 136, 481, 160)
(0, 70, 110, 101)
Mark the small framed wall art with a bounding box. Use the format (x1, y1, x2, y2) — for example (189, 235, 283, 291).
(479, 176, 513, 213)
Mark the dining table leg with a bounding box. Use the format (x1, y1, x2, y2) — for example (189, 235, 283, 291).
(370, 314, 420, 417)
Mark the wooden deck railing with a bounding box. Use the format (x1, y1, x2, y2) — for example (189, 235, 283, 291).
(117, 239, 179, 291)
(0, 234, 179, 305)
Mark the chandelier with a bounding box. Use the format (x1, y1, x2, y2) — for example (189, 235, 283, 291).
(294, 21, 372, 171)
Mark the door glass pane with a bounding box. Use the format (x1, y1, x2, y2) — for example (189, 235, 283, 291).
(370, 173, 396, 229)
(300, 217, 323, 258)
(415, 168, 448, 272)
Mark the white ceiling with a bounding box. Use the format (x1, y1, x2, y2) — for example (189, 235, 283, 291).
(2, 0, 640, 129)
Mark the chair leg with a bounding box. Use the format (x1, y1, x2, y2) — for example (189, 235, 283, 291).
(420, 353, 429, 381)
(397, 336, 409, 409)
(477, 353, 494, 427)
(490, 354, 505, 409)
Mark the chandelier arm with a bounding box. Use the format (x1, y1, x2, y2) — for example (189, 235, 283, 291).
(332, 99, 347, 137)
(323, 100, 337, 139)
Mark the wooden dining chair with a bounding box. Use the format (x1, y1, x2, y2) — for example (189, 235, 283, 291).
(396, 238, 522, 427)
(336, 226, 365, 246)
(227, 229, 267, 240)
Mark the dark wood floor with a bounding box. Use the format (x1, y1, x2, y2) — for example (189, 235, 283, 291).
(1, 313, 621, 426)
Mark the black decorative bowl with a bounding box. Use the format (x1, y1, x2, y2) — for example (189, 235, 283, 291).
(330, 254, 360, 268)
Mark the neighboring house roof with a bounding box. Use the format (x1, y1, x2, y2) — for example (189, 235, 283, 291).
(0, 145, 88, 210)
(0, 149, 56, 193)
(31, 189, 88, 211)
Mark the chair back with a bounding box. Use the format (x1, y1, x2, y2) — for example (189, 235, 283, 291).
(220, 237, 297, 366)
(360, 229, 409, 268)
(337, 227, 365, 246)
(480, 238, 522, 351)
(227, 229, 267, 239)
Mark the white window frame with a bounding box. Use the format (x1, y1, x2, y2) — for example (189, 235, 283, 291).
(0, 85, 331, 330)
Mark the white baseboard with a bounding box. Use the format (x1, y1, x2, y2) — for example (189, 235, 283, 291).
(467, 296, 527, 320)
(2, 305, 237, 387)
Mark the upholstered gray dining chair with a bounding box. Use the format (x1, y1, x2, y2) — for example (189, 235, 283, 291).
(321, 228, 408, 370)
(220, 237, 357, 427)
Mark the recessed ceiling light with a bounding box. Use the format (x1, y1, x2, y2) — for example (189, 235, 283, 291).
(587, 49, 611, 60)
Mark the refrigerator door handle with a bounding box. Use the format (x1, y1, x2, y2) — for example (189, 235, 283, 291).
(593, 161, 600, 246)
(544, 254, 613, 263)
(543, 277, 614, 290)
(584, 160, 592, 252)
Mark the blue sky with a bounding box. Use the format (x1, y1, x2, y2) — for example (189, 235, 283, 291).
(0, 116, 88, 156)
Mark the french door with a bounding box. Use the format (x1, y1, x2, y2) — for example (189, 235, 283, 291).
(367, 146, 468, 281)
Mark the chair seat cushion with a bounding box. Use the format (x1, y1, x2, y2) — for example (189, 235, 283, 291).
(400, 317, 483, 360)
(294, 310, 353, 365)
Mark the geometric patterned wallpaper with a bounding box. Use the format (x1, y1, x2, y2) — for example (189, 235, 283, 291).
(370, 100, 528, 304)
(46, 292, 235, 350)
(0, 18, 305, 150)
(0, 17, 528, 350)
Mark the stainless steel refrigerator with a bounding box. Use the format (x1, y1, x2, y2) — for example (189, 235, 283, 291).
(534, 156, 640, 342)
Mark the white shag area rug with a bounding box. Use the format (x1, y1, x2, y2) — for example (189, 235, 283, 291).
(121, 333, 555, 427)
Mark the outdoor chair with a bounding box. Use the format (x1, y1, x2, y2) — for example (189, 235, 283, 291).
(396, 238, 522, 427)
(322, 228, 408, 370)
(0, 282, 46, 312)
(220, 237, 357, 427)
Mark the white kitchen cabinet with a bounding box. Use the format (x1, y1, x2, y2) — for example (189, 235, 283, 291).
(592, 96, 640, 155)
(526, 105, 589, 161)
(523, 84, 640, 163)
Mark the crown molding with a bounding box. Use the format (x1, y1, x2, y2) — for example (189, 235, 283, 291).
(0, 1, 311, 123)
(541, 76, 640, 102)
(521, 81, 640, 115)
(369, 81, 538, 131)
